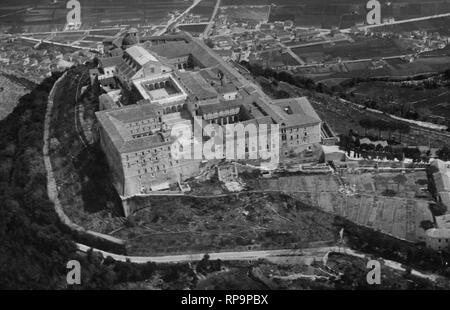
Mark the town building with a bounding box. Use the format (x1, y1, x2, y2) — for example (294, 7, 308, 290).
(430, 160, 450, 210)
(425, 228, 450, 251)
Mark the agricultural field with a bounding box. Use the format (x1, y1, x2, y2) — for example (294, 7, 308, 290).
(371, 16, 450, 36)
(325, 193, 431, 242)
(292, 37, 409, 62)
(83, 36, 107, 42)
(271, 173, 432, 242)
(384, 56, 450, 76)
(254, 174, 342, 193)
(260, 50, 301, 67)
(220, 5, 271, 22)
(222, 0, 450, 28)
(293, 56, 450, 83)
(51, 33, 86, 44)
(349, 80, 450, 119)
(244, 171, 434, 243)
(178, 24, 207, 36)
(0, 0, 191, 33)
(342, 171, 430, 199)
(89, 29, 122, 36)
(310, 94, 450, 148)
(190, 0, 216, 19)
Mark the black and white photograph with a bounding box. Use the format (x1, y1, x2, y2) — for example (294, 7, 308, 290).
(1, 0, 450, 295)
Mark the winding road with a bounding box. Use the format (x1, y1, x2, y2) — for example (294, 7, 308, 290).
(76, 243, 440, 282)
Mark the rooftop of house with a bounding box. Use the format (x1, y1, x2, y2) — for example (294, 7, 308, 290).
(426, 228, 450, 239)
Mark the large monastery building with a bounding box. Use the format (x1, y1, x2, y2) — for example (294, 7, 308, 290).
(95, 31, 325, 200)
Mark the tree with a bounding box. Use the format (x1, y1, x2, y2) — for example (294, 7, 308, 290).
(437, 146, 450, 161)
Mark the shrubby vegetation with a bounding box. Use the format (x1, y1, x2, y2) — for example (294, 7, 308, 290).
(358, 118, 410, 140)
(241, 61, 322, 93)
(0, 72, 78, 289)
(335, 217, 450, 274)
(338, 129, 429, 163)
(437, 146, 450, 161)
(0, 70, 210, 289)
(242, 61, 450, 126)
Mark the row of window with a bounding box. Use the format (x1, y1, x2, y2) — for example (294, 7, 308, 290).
(129, 159, 180, 170)
(127, 118, 159, 128)
(281, 127, 314, 134)
(136, 160, 181, 176)
(126, 153, 172, 165)
(125, 147, 171, 160)
(130, 125, 159, 135)
(282, 132, 310, 141)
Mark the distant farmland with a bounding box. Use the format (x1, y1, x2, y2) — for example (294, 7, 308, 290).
(222, 0, 450, 28)
(178, 24, 207, 35)
(350, 80, 450, 119)
(371, 16, 450, 36)
(190, 0, 216, 18)
(220, 5, 271, 22)
(292, 37, 409, 61)
(0, 0, 191, 32)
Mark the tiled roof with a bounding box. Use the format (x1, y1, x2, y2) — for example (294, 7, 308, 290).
(270, 97, 322, 127)
(99, 56, 122, 68)
(431, 160, 450, 209)
(125, 45, 158, 66)
(96, 103, 170, 153)
(198, 99, 242, 115)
